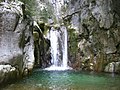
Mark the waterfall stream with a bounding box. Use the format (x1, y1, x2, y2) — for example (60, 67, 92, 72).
(44, 0, 71, 70)
(62, 26, 68, 68)
(45, 26, 70, 70)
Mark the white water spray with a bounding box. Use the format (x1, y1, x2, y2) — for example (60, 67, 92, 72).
(62, 26, 68, 68)
(45, 26, 70, 70)
(44, 0, 71, 70)
(50, 27, 59, 66)
(49, 0, 64, 23)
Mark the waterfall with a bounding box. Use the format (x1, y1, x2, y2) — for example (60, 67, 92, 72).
(44, 0, 71, 70)
(45, 26, 70, 70)
(62, 26, 68, 68)
(49, 0, 64, 23)
(50, 27, 59, 67)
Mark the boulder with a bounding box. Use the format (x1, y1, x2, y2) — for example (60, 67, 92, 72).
(104, 62, 120, 73)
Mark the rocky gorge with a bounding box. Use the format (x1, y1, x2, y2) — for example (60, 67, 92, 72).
(0, 0, 120, 85)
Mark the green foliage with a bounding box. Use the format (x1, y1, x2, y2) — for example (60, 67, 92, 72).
(38, 2, 55, 22)
(19, 0, 36, 17)
(19, 0, 54, 22)
(68, 28, 78, 55)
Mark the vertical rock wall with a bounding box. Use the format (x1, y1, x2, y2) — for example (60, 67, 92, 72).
(64, 0, 120, 73)
(33, 21, 51, 68)
(0, 0, 34, 84)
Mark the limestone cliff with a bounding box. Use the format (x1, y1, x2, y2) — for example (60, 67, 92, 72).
(0, 0, 34, 84)
(63, 0, 120, 73)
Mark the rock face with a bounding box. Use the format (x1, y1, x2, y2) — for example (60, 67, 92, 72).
(33, 21, 51, 68)
(64, 0, 120, 73)
(0, 1, 34, 84)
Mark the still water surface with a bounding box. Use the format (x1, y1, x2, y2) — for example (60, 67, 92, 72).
(2, 70, 120, 90)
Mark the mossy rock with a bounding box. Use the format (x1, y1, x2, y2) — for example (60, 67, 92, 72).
(37, 21, 45, 32)
(33, 31, 39, 41)
(68, 25, 78, 31)
(61, 23, 64, 26)
(0, 0, 4, 2)
(45, 23, 50, 28)
(53, 24, 60, 29)
(38, 21, 44, 25)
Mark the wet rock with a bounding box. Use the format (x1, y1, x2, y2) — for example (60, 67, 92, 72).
(0, 65, 17, 83)
(33, 21, 51, 68)
(104, 62, 120, 73)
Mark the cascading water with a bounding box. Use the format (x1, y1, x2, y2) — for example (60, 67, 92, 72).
(50, 27, 59, 67)
(44, 0, 71, 70)
(45, 26, 70, 70)
(49, 0, 64, 23)
(61, 26, 68, 68)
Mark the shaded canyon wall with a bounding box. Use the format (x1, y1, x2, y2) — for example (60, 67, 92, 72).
(63, 0, 120, 73)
